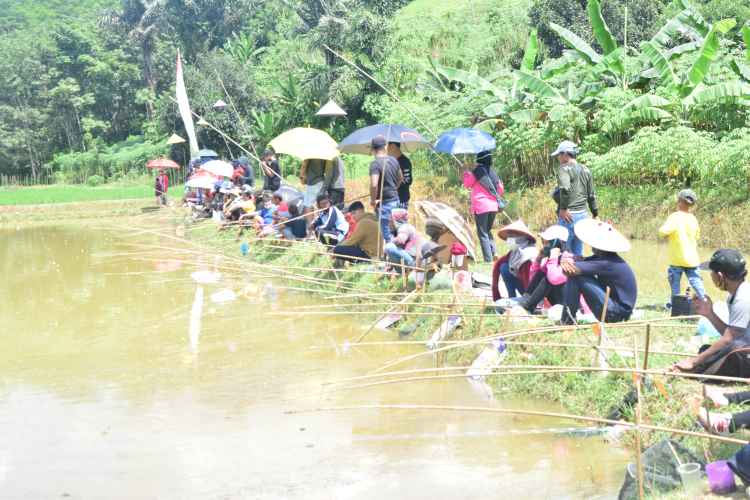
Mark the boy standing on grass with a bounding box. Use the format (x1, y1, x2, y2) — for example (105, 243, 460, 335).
(658, 189, 705, 306)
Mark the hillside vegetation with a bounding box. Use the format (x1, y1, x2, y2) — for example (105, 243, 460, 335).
(1, 0, 749, 210)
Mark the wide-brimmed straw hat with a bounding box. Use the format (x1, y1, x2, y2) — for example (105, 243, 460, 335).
(539, 225, 569, 242)
(497, 220, 536, 242)
(574, 219, 631, 253)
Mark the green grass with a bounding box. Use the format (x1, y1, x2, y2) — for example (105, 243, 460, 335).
(0, 184, 183, 206)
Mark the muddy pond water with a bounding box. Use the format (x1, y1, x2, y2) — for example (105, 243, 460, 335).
(0, 224, 716, 499)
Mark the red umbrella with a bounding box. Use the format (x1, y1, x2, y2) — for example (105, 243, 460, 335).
(146, 158, 181, 169)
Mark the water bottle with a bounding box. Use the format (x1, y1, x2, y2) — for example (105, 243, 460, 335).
(467, 338, 508, 380)
(240, 242, 250, 256)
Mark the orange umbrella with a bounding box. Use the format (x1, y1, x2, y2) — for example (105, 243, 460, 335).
(146, 158, 180, 169)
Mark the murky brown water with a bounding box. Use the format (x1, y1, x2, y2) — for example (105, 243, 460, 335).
(1, 224, 688, 499)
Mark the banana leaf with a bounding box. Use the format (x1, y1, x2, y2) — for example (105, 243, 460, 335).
(509, 109, 543, 123)
(550, 22, 602, 65)
(521, 28, 539, 72)
(482, 102, 508, 117)
(434, 64, 503, 97)
(516, 71, 566, 103)
(541, 50, 582, 79)
(624, 94, 672, 110)
(641, 42, 676, 86)
(666, 42, 701, 60)
(597, 47, 625, 78)
(587, 0, 617, 55)
(683, 81, 750, 106)
(676, 0, 711, 37)
(744, 24, 750, 61)
(731, 60, 750, 83)
(682, 18, 737, 97)
(651, 8, 705, 47)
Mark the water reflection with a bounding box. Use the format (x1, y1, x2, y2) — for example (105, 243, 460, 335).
(0, 226, 627, 499)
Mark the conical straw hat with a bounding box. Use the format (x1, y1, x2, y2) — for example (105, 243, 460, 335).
(497, 220, 536, 242)
(574, 219, 631, 253)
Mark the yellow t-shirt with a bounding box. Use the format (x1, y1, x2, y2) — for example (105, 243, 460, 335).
(658, 211, 700, 267)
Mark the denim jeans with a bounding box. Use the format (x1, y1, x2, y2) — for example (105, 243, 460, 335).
(378, 199, 400, 242)
(499, 262, 526, 298)
(558, 211, 589, 256)
(384, 242, 415, 267)
(668, 265, 706, 299)
(474, 211, 497, 263)
(562, 275, 630, 323)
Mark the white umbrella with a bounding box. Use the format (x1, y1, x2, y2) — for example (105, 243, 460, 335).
(186, 174, 218, 189)
(200, 160, 234, 178)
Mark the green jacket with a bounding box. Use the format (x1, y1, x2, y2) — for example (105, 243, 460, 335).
(557, 162, 598, 216)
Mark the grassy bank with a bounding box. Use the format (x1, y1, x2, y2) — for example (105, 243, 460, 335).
(0, 183, 186, 206)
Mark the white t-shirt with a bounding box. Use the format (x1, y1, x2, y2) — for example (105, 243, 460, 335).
(727, 281, 750, 347)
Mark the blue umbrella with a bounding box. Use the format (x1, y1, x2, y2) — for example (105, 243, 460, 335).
(339, 124, 430, 155)
(434, 128, 496, 155)
(198, 149, 218, 159)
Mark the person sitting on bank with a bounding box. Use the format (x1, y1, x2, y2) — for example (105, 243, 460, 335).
(509, 225, 574, 314)
(279, 202, 307, 241)
(323, 156, 346, 209)
(491, 220, 539, 300)
(560, 219, 636, 324)
(332, 201, 382, 264)
(384, 208, 421, 270)
(312, 193, 349, 246)
(695, 386, 750, 433)
(674, 249, 750, 377)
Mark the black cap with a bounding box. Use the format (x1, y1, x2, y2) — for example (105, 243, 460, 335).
(371, 135, 387, 149)
(701, 249, 747, 279)
(346, 201, 365, 213)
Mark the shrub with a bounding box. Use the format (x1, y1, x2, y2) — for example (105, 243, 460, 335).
(86, 174, 105, 187)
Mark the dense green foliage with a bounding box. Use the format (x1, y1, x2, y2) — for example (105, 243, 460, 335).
(2, 0, 750, 198)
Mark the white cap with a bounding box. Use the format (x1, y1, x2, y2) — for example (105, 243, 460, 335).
(551, 140, 578, 157)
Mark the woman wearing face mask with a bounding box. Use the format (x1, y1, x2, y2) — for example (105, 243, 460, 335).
(502, 225, 578, 313)
(491, 220, 539, 300)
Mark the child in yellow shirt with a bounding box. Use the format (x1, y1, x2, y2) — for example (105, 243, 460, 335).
(658, 189, 705, 306)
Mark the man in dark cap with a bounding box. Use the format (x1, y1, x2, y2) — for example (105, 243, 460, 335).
(674, 249, 750, 376)
(369, 135, 403, 244)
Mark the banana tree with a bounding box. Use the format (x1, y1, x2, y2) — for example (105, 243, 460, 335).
(549, 0, 626, 87)
(622, 18, 750, 128)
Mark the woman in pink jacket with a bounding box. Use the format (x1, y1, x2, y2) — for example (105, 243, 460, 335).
(514, 225, 573, 313)
(462, 150, 505, 262)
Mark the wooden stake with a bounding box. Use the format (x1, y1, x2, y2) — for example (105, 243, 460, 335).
(633, 333, 645, 500)
(642, 324, 652, 371)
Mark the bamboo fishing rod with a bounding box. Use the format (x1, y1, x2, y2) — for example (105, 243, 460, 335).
(313, 340, 694, 358)
(285, 404, 750, 446)
(368, 317, 708, 374)
(323, 364, 750, 394)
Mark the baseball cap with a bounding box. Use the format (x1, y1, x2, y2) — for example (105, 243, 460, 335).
(678, 189, 698, 205)
(550, 140, 578, 157)
(371, 135, 387, 149)
(700, 249, 747, 278)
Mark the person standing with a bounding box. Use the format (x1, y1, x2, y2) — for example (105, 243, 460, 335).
(551, 140, 598, 256)
(155, 169, 169, 206)
(658, 189, 705, 306)
(369, 136, 403, 245)
(323, 156, 346, 209)
(300, 157, 327, 225)
(463, 150, 505, 262)
(260, 149, 281, 192)
(388, 142, 412, 209)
